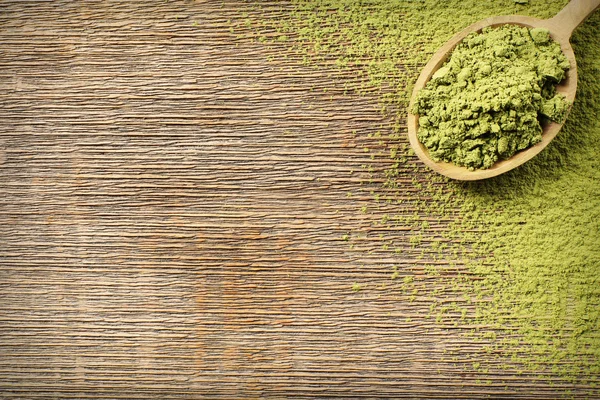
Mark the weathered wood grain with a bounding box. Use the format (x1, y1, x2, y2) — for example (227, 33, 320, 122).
(0, 1, 594, 398)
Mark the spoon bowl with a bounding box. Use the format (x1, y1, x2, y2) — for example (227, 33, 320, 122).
(407, 0, 600, 180)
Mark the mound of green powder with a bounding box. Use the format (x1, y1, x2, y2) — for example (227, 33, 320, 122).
(411, 24, 570, 170)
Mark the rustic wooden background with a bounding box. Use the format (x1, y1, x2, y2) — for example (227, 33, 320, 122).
(0, 1, 593, 398)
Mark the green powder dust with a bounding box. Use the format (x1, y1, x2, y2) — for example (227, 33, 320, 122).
(411, 24, 570, 170)
(236, 0, 599, 393)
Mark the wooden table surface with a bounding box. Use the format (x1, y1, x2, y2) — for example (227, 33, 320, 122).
(0, 1, 592, 398)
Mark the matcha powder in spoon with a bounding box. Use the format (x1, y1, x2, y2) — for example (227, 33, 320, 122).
(411, 24, 570, 170)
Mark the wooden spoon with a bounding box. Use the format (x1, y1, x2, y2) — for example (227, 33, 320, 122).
(407, 0, 600, 181)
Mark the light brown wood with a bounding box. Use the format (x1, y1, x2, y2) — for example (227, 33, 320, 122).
(407, 0, 600, 181)
(1, 0, 599, 398)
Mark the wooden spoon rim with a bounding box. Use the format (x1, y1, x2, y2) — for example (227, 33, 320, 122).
(407, 15, 577, 181)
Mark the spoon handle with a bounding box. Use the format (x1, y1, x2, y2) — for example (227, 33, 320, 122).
(548, 0, 600, 39)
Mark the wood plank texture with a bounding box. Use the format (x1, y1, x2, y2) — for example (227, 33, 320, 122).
(0, 1, 592, 398)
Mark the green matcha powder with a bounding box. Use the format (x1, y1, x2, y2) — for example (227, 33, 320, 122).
(411, 25, 570, 170)
(238, 0, 600, 391)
